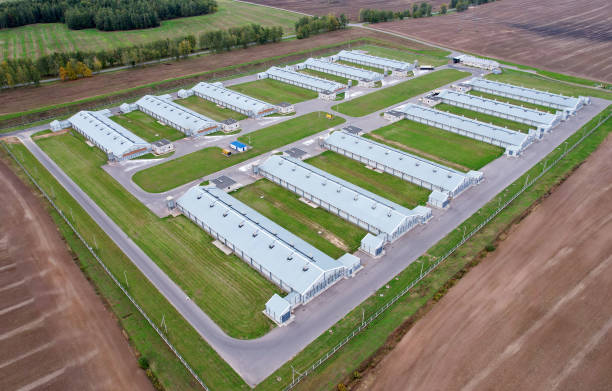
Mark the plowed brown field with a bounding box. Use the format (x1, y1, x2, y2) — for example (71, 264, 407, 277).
(377, 0, 612, 82)
(0, 161, 153, 391)
(356, 134, 612, 391)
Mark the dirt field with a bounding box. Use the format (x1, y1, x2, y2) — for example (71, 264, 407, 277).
(0, 161, 153, 391)
(247, 0, 445, 20)
(0, 29, 431, 118)
(355, 134, 612, 391)
(378, 0, 612, 83)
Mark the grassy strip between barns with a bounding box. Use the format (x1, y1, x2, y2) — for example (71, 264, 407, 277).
(254, 105, 612, 391)
(229, 78, 318, 105)
(34, 131, 283, 339)
(305, 151, 431, 209)
(133, 112, 345, 193)
(366, 119, 504, 171)
(299, 68, 356, 86)
(0, 142, 249, 391)
(434, 103, 532, 133)
(111, 111, 185, 142)
(467, 90, 556, 113)
(232, 179, 366, 259)
(332, 69, 469, 117)
(175, 95, 248, 122)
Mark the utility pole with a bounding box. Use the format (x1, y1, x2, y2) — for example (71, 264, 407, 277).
(420, 260, 424, 278)
(124, 270, 129, 288)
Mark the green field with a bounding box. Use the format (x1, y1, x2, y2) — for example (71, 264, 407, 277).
(175, 95, 247, 121)
(434, 103, 532, 133)
(1, 142, 247, 390)
(366, 120, 504, 171)
(133, 112, 345, 192)
(299, 68, 356, 86)
(35, 132, 282, 339)
(232, 179, 366, 259)
(306, 151, 430, 209)
(229, 78, 318, 105)
(355, 44, 450, 67)
(0, 0, 301, 61)
(111, 111, 185, 142)
(332, 69, 469, 117)
(467, 90, 556, 113)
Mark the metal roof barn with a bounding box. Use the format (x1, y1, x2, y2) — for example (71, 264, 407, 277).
(398, 103, 535, 156)
(301, 58, 382, 83)
(135, 95, 220, 136)
(258, 66, 347, 95)
(176, 185, 361, 310)
(322, 131, 482, 197)
(191, 82, 276, 118)
(437, 89, 563, 132)
(336, 50, 414, 72)
(255, 155, 431, 243)
(454, 55, 499, 70)
(68, 110, 150, 161)
(465, 78, 587, 114)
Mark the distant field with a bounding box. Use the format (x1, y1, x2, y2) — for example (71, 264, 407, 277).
(0, 0, 300, 61)
(133, 111, 345, 192)
(434, 103, 532, 133)
(175, 95, 247, 121)
(306, 151, 430, 209)
(229, 78, 318, 104)
(232, 179, 366, 258)
(111, 111, 185, 142)
(367, 120, 504, 171)
(332, 69, 469, 117)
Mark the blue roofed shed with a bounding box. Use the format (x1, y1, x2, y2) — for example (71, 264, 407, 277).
(230, 141, 248, 152)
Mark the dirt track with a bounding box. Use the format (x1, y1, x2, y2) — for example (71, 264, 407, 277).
(378, 0, 612, 83)
(357, 134, 612, 391)
(0, 161, 153, 391)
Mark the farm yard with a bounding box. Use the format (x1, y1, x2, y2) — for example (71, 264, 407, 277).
(377, 0, 612, 83)
(111, 111, 185, 142)
(229, 78, 318, 104)
(174, 95, 247, 121)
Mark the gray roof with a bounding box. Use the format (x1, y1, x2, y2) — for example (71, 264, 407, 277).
(135, 95, 219, 135)
(221, 118, 238, 125)
(337, 50, 413, 72)
(437, 89, 561, 126)
(277, 102, 293, 107)
(455, 55, 499, 68)
(385, 110, 405, 118)
(192, 82, 275, 116)
(303, 58, 382, 82)
(256, 155, 430, 237)
(264, 66, 346, 94)
(342, 125, 362, 134)
(176, 185, 345, 295)
(152, 138, 171, 147)
(68, 110, 149, 158)
(323, 131, 475, 195)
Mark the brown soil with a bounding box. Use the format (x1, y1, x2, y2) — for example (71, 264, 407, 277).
(355, 134, 612, 391)
(0, 161, 153, 391)
(377, 0, 612, 83)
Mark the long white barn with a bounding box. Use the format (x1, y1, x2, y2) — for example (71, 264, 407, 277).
(258, 66, 347, 99)
(335, 50, 414, 76)
(191, 82, 276, 118)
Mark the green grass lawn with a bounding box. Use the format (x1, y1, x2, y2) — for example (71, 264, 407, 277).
(1, 142, 246, 390)
(229, 78, 318, 105)
(111, 111, 184, 142)
(467, 90, 556, 113)
(175, 95, 247, 121)
(435, 103, 532, 133)
(332, 69, 469, 117)
(366, 120, 504, 171)
(133, 112, 345, 192)
(337, 60, 384, 74)
(355, 44, 450, 67)
(0, 0, 300, 61)
(299, 68, 355, 86)
(232, 179, 366, 259)
(35, 131, 282, 340)
(306, 151, 430, 209)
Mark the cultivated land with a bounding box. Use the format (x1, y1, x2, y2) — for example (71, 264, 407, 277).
(229, 78, 318, 104)
(306, 151, 431, 209)
(435, 103, 532, 133)
(174, 95, 247, 121)
(366, 119, 504, 171)
(0, 160, 153, 391)
(332, 69, 469, 116)
(132, 111, 345, 193)
(0, 0, 300, 62)
(232, 179, 366, 259)
(360, 134, 612, 391)
(378, 0, 612, 83)
(111, 111, 185, 142)
(33, 132, 282, 339)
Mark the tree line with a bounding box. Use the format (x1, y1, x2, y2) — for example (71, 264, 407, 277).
(0, 0, 217, 31)
(450, 0, 496, 12)
(0, 23, 284, 88)
(295, 14, 348, 39)
(359, 3, 433, 24)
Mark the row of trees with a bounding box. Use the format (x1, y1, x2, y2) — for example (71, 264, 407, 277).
(450, 0, 496, 12)
(0, 0, 217, 31)
(199, 24, 283, 52)
(295, 14, 348, 39)
(359, 3, 433, 23)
